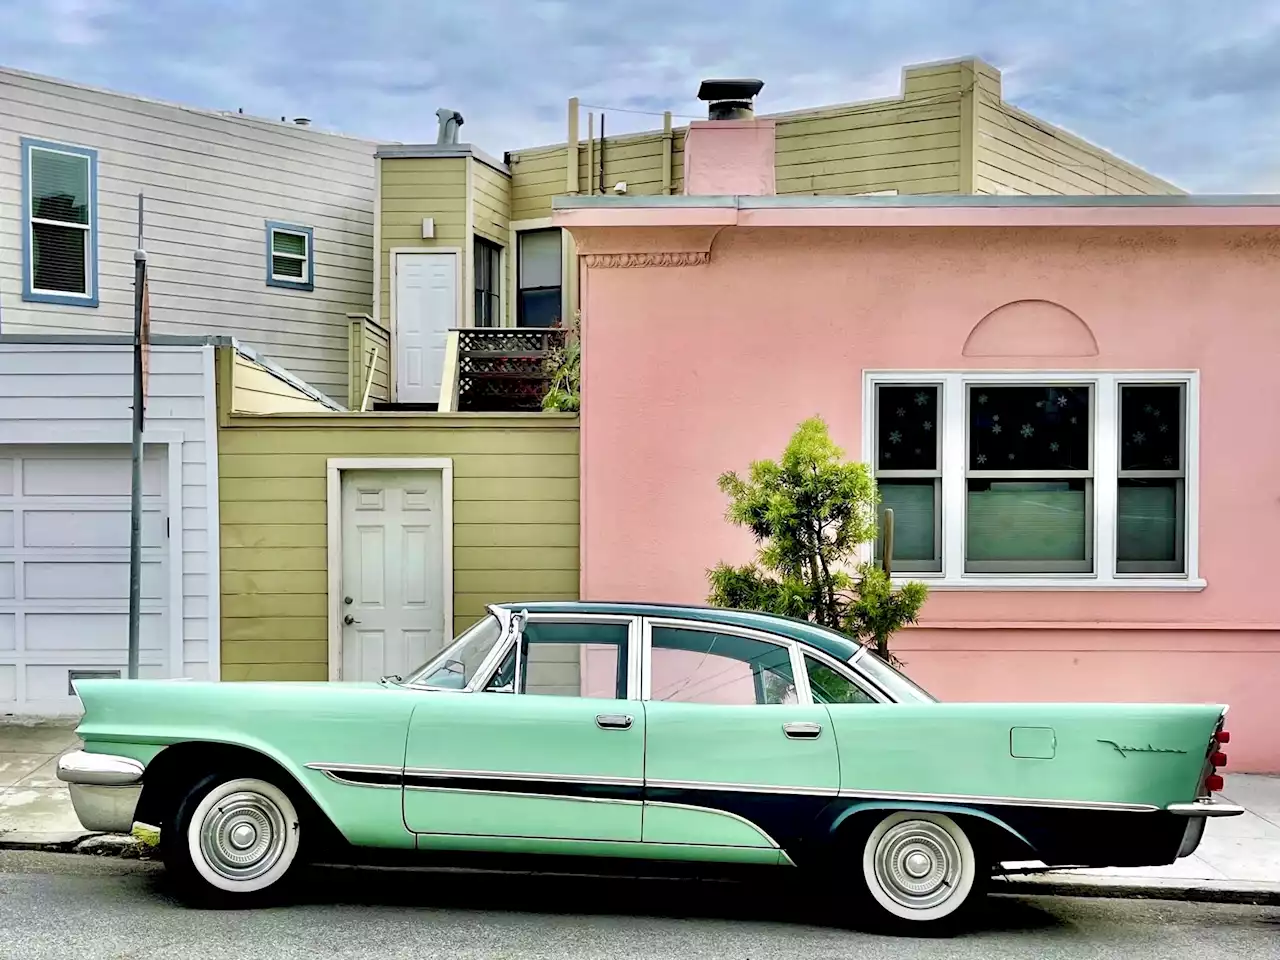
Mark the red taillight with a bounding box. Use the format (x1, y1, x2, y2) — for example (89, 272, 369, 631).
(1217, 730, 1230, 744)
(1211, 751, 1228, 767)
(1205, 773, 1224, 792)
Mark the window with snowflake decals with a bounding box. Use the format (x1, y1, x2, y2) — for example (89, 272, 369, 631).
(1117, 383, 1185, 573)
(865, 371, 1196, 586)
(966, 385, 1093, 573)
(873, 384, 941, 572)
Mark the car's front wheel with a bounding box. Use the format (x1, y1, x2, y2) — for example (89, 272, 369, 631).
(858, 810, 980, 931)
(163, 774, 302, 907)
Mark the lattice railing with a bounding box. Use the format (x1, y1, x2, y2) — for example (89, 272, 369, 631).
(455, 327, 567, 412)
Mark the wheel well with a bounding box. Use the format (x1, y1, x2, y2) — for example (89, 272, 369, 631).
(833, 806, 1035, 868)
(136, 742, 345, 851)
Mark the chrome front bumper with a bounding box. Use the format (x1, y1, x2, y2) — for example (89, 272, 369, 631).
(56, 750, 144, 834)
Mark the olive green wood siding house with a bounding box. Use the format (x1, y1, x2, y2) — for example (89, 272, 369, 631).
(215, 350, 579, 681)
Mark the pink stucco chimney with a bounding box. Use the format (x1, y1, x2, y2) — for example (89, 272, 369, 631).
(683, 79, 776, 196)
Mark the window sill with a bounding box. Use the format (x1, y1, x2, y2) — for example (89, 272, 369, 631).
(266, 278, 314, 292)
(892, 577, 1207, 592)
(23, 290, 98, 307)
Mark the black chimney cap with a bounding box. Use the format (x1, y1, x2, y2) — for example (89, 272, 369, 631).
(696, 79, 764, 103)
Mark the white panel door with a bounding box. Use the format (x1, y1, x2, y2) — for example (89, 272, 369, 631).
(340, 470, 446, 681)
(395, 252, 458, 404)
(0, 445, 170, 714)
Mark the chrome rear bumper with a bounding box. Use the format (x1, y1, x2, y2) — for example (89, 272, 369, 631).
(1166, 798, 1245, 817)
(56, 750, 144, 834)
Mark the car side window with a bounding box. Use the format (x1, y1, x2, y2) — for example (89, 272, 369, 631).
(649, 625, 797, 705)
(804, 654, 877, 704)
(510, 619, 629, 699)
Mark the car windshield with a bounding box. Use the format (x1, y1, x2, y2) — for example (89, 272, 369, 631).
(402, 615, 505, 688)
(854, 648, 937, 703)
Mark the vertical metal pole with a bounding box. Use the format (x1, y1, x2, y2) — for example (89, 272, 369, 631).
(127, 194, 146, 679)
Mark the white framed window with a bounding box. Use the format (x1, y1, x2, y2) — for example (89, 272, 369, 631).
(265, 221, 314, 291)
(22, 138, 97, 306)
(864, 371, 1201, 589)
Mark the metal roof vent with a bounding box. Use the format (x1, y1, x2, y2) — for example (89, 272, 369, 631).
(292, 117, 311, 126)
(696, 79, 764, 120)
(436, 108, 465, 145)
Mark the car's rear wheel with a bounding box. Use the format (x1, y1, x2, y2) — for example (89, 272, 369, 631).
(858, 811, 980, 931)
(163, 774, 301, 907)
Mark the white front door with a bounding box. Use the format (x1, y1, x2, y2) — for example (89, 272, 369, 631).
(394, 251, 458, 404)
(339, 470, 446, 681)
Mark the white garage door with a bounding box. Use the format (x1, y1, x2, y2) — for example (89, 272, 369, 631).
(0, 445, 169, 715)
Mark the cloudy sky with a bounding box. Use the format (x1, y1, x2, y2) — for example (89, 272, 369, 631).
(2, 0, 1278, 192)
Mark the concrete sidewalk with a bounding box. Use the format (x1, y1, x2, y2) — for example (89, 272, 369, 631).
(2, 718, 1278, 903)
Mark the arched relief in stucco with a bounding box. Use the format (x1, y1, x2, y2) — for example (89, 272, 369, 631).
(962, 299, 1099, 357)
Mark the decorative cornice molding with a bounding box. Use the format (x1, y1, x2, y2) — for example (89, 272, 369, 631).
(583, 251, 710, 269)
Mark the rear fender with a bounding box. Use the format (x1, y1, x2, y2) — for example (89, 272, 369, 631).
(830, 800, 1035, 859)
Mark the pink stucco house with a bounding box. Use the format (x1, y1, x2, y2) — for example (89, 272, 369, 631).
(554, 105, 1280, 773)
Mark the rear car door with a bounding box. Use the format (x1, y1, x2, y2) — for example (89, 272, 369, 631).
(401, 613, 644, 842)
(639, 618, 841, 852)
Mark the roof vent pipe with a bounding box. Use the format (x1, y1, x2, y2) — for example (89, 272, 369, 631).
(436, 108, 465, 145)
(696, 79, 764, 120)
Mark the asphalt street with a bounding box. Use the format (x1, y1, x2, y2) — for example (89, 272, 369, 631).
(0, 851, 1276, 960)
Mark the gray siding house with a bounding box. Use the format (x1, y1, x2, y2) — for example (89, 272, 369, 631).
(0, 66, 379, 401)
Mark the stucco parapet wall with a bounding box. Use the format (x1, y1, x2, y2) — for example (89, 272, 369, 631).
(553, 194, 1280, 234)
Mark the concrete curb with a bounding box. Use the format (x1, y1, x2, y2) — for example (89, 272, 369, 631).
(995, 874, 1280, 907)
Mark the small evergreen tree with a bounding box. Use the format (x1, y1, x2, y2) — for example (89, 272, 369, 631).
(707, 417, 928, 664)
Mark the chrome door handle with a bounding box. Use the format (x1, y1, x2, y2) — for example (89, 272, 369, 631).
(596, 714, 633, 731)
(783, 721, 822, 740)
(343, 614, 360, 626)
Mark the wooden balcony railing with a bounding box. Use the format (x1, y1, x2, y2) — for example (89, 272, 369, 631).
(448, 327, 567, 413)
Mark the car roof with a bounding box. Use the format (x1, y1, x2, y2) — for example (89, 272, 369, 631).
(491, 601, 861, 663)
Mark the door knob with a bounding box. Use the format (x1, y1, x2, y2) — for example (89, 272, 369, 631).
(343, 614, 360, 626)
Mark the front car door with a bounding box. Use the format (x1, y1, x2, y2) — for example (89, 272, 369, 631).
(401, 612, 645, 845)
(640, 617, 841, 859)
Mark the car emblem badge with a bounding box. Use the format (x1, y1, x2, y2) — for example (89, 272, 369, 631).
(1097, 739, 1188, 758)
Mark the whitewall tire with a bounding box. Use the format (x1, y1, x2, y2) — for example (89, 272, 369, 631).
(860, 811, 978, 926)
(177, 777, 301, 900)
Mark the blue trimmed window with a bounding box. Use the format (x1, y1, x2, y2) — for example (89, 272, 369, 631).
(22, 138, 98, 306)
(265, 221, 314, 291)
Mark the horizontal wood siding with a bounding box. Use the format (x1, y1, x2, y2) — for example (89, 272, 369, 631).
(509, 129, 685, 222)
(975, 101, 1182, 196)
(231, 353, 331, 414)
(218, 414, 580, 680)
(0, 68, 377, 402)
(471, 158, 512, 324)
(379, 157, 467, 328)
(347, 315, 390, 409)
(774, 64, 964, 196)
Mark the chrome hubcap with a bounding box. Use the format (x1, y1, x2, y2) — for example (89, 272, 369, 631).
(873, 820, 962, 911)
(198, 790, 288, 882)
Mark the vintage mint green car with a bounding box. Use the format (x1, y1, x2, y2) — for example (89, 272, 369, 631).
(58, 602, 1241, 930)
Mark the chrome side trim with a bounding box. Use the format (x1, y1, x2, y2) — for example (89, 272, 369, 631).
(647, 778, 840, 798)
(1166, 800, 1246, 818)
(404, 784, 642, 806)
(403, 767, 645, 789)
(56, 750, 144, 787)
(837, 787, 1159, 813)
(644, 800, 783, 849)
(306, 762, 402, 776)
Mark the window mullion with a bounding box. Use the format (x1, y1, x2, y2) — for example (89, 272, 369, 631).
(941, 375, 966, 578)
(1094, 376, 1118, 579)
